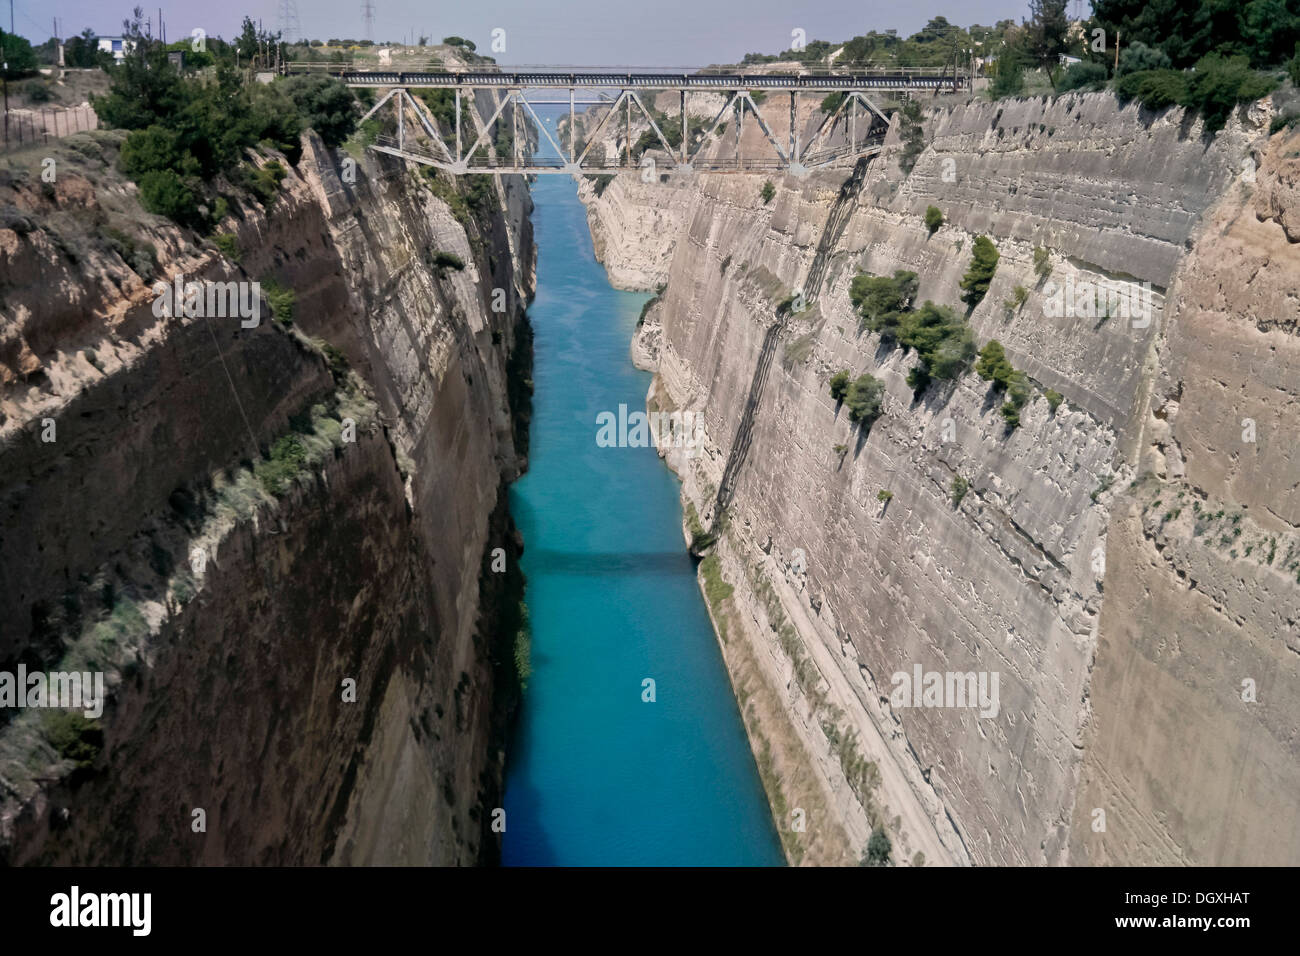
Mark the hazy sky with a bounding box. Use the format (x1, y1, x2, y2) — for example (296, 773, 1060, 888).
(13, 0, 1040, 64)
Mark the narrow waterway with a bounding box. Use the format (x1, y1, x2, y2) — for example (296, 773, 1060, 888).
(501, 122, 783, 866)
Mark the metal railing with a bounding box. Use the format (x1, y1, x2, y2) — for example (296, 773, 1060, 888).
(283, 61, 967, 92)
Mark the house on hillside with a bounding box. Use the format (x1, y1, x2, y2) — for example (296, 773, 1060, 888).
(95, 36, 136, 63)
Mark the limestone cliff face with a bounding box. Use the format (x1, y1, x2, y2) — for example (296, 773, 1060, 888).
(0, 125, 534, 864)
(582, 89, 1298, 866)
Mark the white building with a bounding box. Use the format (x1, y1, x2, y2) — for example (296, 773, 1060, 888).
(95, 36, 137, 63)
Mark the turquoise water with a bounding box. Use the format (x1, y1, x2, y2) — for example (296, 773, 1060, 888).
(500, 130, 783, 866)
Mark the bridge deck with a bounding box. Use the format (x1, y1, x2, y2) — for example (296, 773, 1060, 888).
(285, 64, 965, 92)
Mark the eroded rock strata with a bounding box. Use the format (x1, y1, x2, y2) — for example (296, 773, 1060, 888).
(0, 127, 534, 864)
(579, 89, 1299, 866)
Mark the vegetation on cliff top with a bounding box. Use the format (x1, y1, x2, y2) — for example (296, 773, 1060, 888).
(93, 11, 363, 230)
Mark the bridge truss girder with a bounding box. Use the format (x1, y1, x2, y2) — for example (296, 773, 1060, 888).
(365, 84, 894, 176)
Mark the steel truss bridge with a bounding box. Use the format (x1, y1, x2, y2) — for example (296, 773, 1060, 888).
(285, 64, 967, 175)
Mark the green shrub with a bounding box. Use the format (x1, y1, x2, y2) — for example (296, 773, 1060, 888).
(1058, 60, 1109, 92)
(433, 250, 466, 271)
(820, 91, 846, 113)
(1044, 388, 1063, 412)
(849, 270, 918, 337)
(1033, 246, 1052, 279)
(103, 226, 157, 278)
(235, 160, 288, 208)
(25, 81, 55, 104)
(1116, 57, 1276, 133)
(846, 373, 885, 426)
(1115, 68, 1189, 111)
(960, 236, 999, 308)
(990, 60, 1025, 99)
(1185, 54, 1277, 133)
(863, 825, 892, 866)
(976, 339, 1015, 387)
(876, 489, 893, 503)
(950, 475, 969, 508)
(1117, 41, 1172, 77)
(255, 433, 309, 495)
(0, 28, 39, 79)
(1005, 285, 1029, 311)
(137, 169, 203, 228)
(898, 301, 975, 387)
(119, 124, 188, 178)
(262, 278, 296, 326)
(760, 180, 776, 204)
(42, 711, 103, 770)
(1000, 371, 1032, 429)
(924, 205, 943, 234)
(213, 232, 241, 262)
(829, 369, 852, 402)
(282, 74, 358, 147)
(1290, 42, 1300, 87)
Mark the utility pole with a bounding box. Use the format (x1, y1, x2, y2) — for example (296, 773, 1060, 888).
(3, 0, 13, 147)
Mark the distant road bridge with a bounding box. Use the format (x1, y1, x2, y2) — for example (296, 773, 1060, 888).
(284, 63, 968, 175)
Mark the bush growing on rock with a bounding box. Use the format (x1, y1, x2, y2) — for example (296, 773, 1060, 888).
(137, 169, 204, 229)
(262, 278, 297, 326)
(433, 250, 466, 271)
(1115, 68, 1188, 111)
(760, 180, 776, 204)
(960, 236, 1000, 308)
(849, 270, 918, 337)
(846, 374, 885, 425)
(1000, 371, 1032, 429)
(1116, 55, 1277, 132)
(951, 475, 969, 507)
(898, 301, 976, 392)
(829, 369, 852, 402)
(924, 205, 944, 234)
(1185, 55, 1278, 132)
(1033, 246, 1052, 279)
(898, 99, 926, 172)
(42, 711, 104, 772)
(976, 339, 1015, 387)
(1003, 285, 1029, 312)
(863, 825, 892, 865)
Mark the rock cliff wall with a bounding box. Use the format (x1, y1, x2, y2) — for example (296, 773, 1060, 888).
(0, 121, 534, 864)
(581, 89, 1299, 865)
